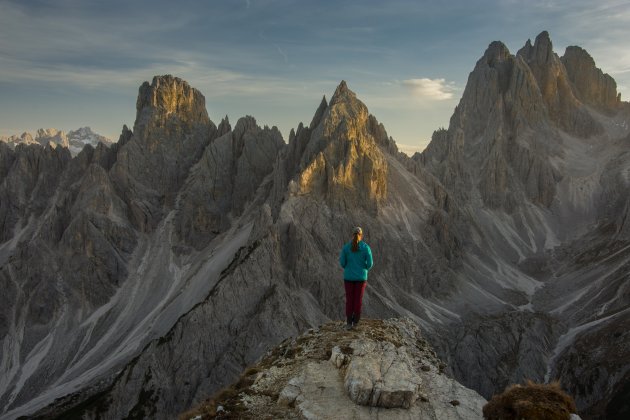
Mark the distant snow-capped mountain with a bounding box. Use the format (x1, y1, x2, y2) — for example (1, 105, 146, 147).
(0, 127, 113, 156)
(67, 127, 113, 155)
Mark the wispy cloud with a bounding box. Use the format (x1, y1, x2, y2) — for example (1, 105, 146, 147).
(274, 44, 289, 64)
(402, 78, 456, 101)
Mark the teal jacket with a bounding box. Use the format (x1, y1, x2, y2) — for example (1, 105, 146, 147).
(339, 241, 373, 281)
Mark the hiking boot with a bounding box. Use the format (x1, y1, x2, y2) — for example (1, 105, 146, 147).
(345, 315, 354, 330)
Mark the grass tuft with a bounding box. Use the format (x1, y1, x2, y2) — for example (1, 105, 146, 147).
(483, 380, 577, 420)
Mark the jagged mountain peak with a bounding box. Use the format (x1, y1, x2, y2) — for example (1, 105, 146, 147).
(516, 30, 557, 72)
(67, 126, 108, 141)
(533, 30, 553, 54)
(563, 45, 595, 68)
(1, 127, 113, 157)
(134, 74, 210, 132)
(423, 30, 623, 211)
(216, 115, 232, 137)
(287, 82, 388, 211)
(131, 73, 215, 139)
(330, 79, 354, 103)
(309, 95, 328, 129)
(327, 80, 367, 117)
(36, 127, 66, 139)
(561, 45, 621, 110)
(233, 115, 259, 140)
(68, 126, 92, 136)
(516, 31, 552, 59)
(482, 40, 512, 65)
(516, 31, 606, 135)
(536, 29, 551, 40)
(109, 75, 215, 231)
(137, 75, 196, 107)
(320, 80, 369, 136)
(2, 41, 628, 420)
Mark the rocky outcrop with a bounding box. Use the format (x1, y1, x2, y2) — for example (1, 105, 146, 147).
(66, 127, 113, 155)
(339, 341, 420, 408)
(417, 31, 630, 419)
(0, 76, 221, 417)
(174, 116, 285, 250)
(35, 128, 70, 149)
(0, 142, 15, 184)
(432, 311, 564, 400)
(597, 145, 630, 239)
(0, 143, 71, 242)
(0, 132, 38, 149)
(561, 46, 620, 111)
(550, 312, 630, 420)
(58, 162, 136, 300)
(111, 75, 216, 231)
(290, 81, 388, 212)
(0, 129, 139, 413)
(517, 31, 602, 137)
(183, 319, 486, 419)
(422, 32, 601, 212)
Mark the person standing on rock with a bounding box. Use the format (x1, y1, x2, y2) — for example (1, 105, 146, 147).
(339, 226, 373, 330)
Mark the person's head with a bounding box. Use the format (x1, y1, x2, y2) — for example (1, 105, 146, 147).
(352, 226, 363, 252)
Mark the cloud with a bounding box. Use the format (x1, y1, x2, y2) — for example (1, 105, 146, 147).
(274, 44, 289, 64)
(402, 78, 456, 101)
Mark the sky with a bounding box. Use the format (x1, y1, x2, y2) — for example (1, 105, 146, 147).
(1, 0, 629, 155)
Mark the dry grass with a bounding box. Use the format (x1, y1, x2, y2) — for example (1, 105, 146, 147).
(483, 380, 577, 420)
(178, 372, 256, 420)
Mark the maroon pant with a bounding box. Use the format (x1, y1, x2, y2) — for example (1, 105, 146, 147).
(344, 281, 367, 321)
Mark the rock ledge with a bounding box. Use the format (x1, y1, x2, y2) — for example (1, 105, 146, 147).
(182, 318, 486, 419)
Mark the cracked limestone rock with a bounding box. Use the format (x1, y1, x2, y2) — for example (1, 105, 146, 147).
(343, 340, 420, 408)
(184, 318, 486, 420)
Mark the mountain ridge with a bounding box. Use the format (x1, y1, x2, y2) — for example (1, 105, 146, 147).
(0, 31, 628, 420)
(0, 127, 113, 157)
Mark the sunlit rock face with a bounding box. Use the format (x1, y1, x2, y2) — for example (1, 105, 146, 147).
(110, 75, 216, 231)
(35, 128, 70, 149)
(292, 81, 388, 213)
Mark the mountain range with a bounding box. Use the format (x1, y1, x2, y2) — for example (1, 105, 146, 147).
(0, 31, 628, 419)
(1, 127, 112, 157)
